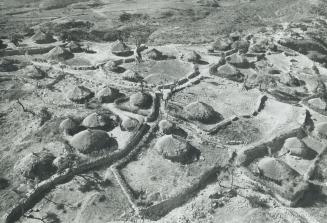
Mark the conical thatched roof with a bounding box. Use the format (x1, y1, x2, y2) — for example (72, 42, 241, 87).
(59, 117, 79, 134)
(216, 63, 244, 82)
(81, 111, 119, 131)
(14, 152, 57, 180)
(315, 122, 327, 139)
(184, 101, 223, 124)
(31, 30, 55, 44)
(146, 48, 164, 60)
(46, 46, 73, 61)
(120, 117, 139, 132)
(111, 40, 132, 56)
(24, 65, 45, 79)
(159, 119, 175, 134)
(210, 38, 230, 51)
(123, 70, 143, 82)
(104, 61, 120, 72)
(281, 137, 317, 159)
(229, 31, 241, 41)
(66, 41, 82, 53)
(231, 40, 250, 53)
(185, 50, 201, 63)
(69, 129, 116, 154)
(226, 53, 249, 68)
(67, 85, 94, 103)
(257, 157, 297, 182)
(96, 86, 120, 103)
(130, 92, 153, 109)
(155, 134, 192, 163)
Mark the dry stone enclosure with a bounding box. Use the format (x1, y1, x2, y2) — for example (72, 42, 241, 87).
(3, 1, 327, 222)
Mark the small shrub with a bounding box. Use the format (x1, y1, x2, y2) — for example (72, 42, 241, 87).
(119, 12, 132, 22)
(246, 195, 269, 208)
(0, 177, 9, 190)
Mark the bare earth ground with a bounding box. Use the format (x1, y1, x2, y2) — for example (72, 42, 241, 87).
(2, 0, 327, 223)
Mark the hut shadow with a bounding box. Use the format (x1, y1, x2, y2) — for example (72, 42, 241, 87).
(197, 60, 209, 65)
(171, 127, 188, 139)
(297, 184, 327, 207)
(114, 66, 126, 73)
(201, 111, 224, 125)
(83, 49, 97, 54)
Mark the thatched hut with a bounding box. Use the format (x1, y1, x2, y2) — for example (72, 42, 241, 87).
(122, 70, 143, 82)
(81, 111, 120, 131)
(24, 65, 46, 79)
(155, 134, 193, 163)
(46, 46, 73, 61)
(257, 157, 298, 183)
(226, 53, 249, 68)
(31, 30, 55, 44)
(111, 40, 132, 56)
(14, 152, 57, 181)
(159, 119, 175, 134)
(67, 85, 94, 103)
(314, 122, 327, 139)
(231, 40, 250, 53)
(59, 117, 79, 135)
(280, 137, 317, 160)
(216, 63, 244, 82)
(69, 129, 117, 154)
(120, 117, 139, 132)
(184, 101, 223, 124)
(229, 31, 241, 42)
(130, 92, 153, 109)
(185, 50, 202, 63)
(209, 38, 230, 52)
(146, 48, 165, 60)
(96, 86, 121, 103)
(66, 41, 83, 53)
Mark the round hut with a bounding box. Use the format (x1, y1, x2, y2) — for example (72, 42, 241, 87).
(69, 129, 117, 154)
(130, 92, 153, 109)
(184, 101, 223, 124)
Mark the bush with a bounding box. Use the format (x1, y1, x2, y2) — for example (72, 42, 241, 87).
(0, 177, 9, 190)
(119, 12, 132, 22)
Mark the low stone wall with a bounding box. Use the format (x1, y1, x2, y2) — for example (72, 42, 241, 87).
(0, 46, 56, 57)
(236, 128, 301, 166)
(139, 166, 220, 220)
(146, 93, 161, 122)
(4, 123, 150, 223)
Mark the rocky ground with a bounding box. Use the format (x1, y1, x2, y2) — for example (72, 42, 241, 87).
(2, 0, 327, 223)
